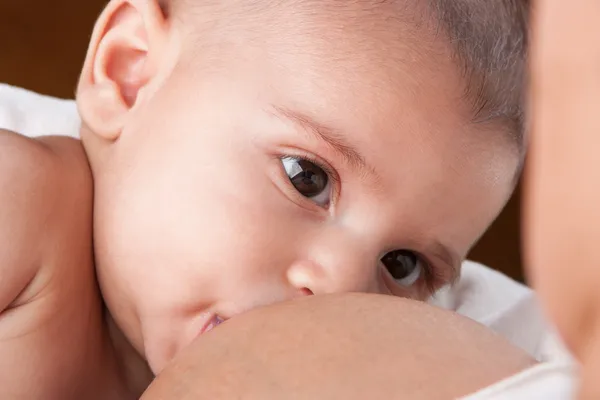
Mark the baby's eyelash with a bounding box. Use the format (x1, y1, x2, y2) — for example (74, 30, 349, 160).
(419, 256, 450, 295)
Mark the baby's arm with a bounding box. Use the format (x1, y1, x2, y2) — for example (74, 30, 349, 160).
(0, 129, 59, 312)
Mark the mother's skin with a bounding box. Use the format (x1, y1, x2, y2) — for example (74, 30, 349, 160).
(141, 294, 534, 400)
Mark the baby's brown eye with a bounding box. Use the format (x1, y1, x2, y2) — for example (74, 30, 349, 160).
(282, 156, 331, 206)
(381, 250, 422, 286)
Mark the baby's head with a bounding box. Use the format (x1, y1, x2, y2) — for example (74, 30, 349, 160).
(77, 0, 527, 373)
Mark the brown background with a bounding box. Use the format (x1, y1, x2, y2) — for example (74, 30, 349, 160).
(0, 0, 525, 282)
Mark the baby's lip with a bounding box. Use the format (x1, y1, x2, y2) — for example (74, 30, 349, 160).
(200, 314, 226, 335)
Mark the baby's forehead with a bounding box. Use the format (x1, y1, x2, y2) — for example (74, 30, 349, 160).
(174, 4, 491, 154)
(178, 1, 456, 103)
(172, 0, 525, 156)
(177, 0, 435, 56)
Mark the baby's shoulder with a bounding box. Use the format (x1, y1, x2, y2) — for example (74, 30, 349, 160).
(0, 130, 103, 398)
(0, 129, 92, 234)
(0, 129, 93, 310)
(0, 129, 90, 194)
(0, 129, 91, 188)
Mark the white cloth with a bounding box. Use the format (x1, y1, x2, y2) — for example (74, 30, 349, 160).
(0, 84, 80, 137)
(461, 362, 577, 400)
(0, 83, 579, 399)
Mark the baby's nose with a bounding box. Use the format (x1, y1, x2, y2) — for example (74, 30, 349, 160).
(283, 224, 385, 296)
(285, 253, 381, 296)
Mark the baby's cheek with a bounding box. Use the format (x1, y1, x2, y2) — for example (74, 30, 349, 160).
(207, 202, 305, 285)
(167, 188, 300, 289)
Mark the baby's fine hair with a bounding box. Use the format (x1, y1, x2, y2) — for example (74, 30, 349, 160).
(160, 0, 529, 147)
(430, 0, 529, 147)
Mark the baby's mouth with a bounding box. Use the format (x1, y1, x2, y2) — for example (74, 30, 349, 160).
(201, 314, 226, 335)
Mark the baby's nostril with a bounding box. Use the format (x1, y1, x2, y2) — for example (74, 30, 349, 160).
(300, 287, 314, 297)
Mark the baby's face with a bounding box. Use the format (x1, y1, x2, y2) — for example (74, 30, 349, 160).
(86, 3, 519, 374)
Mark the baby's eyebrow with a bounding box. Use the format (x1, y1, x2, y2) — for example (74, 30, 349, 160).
(270, 106, 373, 177)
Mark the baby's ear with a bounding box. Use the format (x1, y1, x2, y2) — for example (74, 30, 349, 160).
(77, 0, 170, 141)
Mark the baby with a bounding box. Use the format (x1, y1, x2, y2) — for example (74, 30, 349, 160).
(0, 0, 528, 398)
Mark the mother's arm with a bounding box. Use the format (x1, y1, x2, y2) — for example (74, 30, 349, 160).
(141, 294, 534, 400)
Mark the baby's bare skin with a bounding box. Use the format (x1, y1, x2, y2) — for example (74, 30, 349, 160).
(0, 130, 137, 399)
(0, 130, 531, 400)
(0, 0, 526, 397)
(79, 0, 519, 377)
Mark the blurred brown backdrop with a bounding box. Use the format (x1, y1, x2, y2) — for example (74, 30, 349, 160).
(0, 0, 525, 282)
